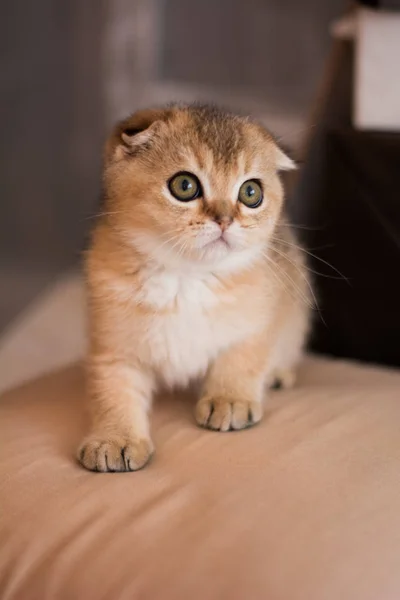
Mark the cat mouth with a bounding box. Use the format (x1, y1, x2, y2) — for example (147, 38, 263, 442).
(205, 234, 231, 250)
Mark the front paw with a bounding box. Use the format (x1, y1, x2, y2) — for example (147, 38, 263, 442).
(78, 434, 154, 472)
(195, 396, 263, 432)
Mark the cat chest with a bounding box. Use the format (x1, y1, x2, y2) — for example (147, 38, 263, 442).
(134, 279, 252, 386)
(144, 307, 225, 385)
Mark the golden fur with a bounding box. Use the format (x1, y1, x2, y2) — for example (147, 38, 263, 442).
(79, 104, 311, 472)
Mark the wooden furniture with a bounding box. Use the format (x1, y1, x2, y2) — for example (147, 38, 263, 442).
(292, 38, 400, 367)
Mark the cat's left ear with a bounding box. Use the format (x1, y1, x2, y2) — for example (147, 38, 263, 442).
(106, 108, 168, 161)
(119, 108, 167, 152)
(275, 145, 297, 171)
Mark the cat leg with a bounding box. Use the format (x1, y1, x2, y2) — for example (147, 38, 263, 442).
(195, 334, 269, 432)
(266, 304, 309, 390)
(78, 359, 154, 472)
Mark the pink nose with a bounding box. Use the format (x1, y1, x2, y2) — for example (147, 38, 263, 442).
(215, 215, 233, 232)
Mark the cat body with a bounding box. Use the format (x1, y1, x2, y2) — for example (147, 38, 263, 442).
(79, 104, 311, 472)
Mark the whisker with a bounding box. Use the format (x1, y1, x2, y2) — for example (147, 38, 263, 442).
(271, 241, 346, 281)
(175, 237, 189, 259)
(83, 210, 126, 221)
(266, 247, 327, 326)
(268, 245, 324, 323)
(261, 251, 315, 312)
(262, 255, 304, 307)
(156, 231, 183, 252)
(168, 237, 186, 254)
(271, 236, 350, 284)
(275, 123, 317, 145)
(280, 222, 325, 232)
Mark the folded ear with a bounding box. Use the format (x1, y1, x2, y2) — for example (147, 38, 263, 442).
(275, 145, 297, 171)
(106, 108, 169, 161)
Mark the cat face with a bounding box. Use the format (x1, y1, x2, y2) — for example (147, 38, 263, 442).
(103, 105, 294, 269)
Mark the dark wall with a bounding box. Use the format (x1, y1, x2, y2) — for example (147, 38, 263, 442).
(162, 0, 344, 115)
(0, 0, 105, 269)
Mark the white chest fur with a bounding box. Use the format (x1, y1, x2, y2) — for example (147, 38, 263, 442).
(132, 267, 254, 388)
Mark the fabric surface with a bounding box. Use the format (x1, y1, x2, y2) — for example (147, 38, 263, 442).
(1, 356, 400, 599)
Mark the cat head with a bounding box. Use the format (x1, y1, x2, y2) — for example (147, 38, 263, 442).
(103, 104, 295, 270)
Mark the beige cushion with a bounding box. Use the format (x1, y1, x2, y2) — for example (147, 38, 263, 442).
(1, 356, 400, 599)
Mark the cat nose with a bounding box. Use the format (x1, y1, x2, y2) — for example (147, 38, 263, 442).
(214, 215, 233, 232)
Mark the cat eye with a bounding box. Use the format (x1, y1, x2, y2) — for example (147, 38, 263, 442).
(168, 172, 201, 202)
(238, 180, 263, 208)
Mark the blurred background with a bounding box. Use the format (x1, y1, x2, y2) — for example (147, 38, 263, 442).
(1, 0, 344, 332)
(3, 0, 400, 373)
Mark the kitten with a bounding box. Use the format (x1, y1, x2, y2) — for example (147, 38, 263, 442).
(78, 104, 311, 472)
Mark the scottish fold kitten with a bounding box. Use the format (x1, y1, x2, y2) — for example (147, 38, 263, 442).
(79, 104, 311, 472)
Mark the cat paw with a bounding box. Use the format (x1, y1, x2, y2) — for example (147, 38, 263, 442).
(78, 435, 154, 472)
(270, 368, 297, 390)
(195, 396, 263, 432)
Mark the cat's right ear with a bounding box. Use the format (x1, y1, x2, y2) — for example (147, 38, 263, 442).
(106, 108, 167, 161)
